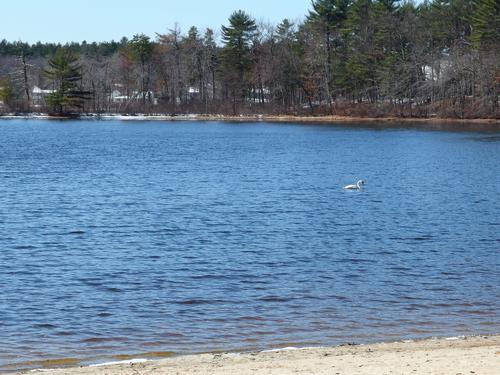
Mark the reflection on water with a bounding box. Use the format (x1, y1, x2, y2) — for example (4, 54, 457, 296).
(465, 135, 500, 143)
(0, 119, 499, 370)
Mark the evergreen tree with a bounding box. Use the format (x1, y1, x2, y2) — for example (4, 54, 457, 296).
(425, 0, 475, 48)
(129, 34, 154, 109)
(221, 10, 257, 80)
(130, 34, 154, 65)
(203, 28, 218, 104)
(44, 48, 89, 113)
(274, 19, 302, 110)
(372, 0, 402, 100)
(306, 0, 351, 103)
(221, 10, 257, 113)
(0, 77, 12, 106)
(343, 0, 377, 101)
(276, 19, 296, 42)
(470, 0, 500, 49)
(307, 0, 352, 35)
(184, 26, 204, 100)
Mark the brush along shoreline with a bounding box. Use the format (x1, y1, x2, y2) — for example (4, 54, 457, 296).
(0, 113, 499, 126)
(17, 335, 500, 375)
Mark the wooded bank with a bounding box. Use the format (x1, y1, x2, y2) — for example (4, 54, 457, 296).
(0, 0, 498, 119)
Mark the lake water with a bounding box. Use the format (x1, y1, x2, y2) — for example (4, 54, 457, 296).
(0, 119, 499, 370)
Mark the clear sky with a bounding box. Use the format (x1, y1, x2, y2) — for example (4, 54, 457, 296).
(2, 0, 311, 43)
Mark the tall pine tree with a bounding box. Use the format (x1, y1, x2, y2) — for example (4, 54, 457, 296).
(307, 0, 351, 104)
(221, 10, 257, 113)
(470, 0, 500, 49)
(129, 34, 154, 110)
(44, 48, 89, 114)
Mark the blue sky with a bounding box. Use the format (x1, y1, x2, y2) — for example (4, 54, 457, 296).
(2, 0, 311, 43)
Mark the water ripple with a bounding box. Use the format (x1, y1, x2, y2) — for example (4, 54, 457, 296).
(0, 120, 498, 370)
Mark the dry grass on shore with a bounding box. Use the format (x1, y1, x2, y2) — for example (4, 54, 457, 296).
(1, 112, 499, 125)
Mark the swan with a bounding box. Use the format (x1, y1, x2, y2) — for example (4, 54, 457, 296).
(344, 180, 365, 190)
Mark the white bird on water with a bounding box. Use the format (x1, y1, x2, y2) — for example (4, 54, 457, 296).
(344, 180, 366, 190)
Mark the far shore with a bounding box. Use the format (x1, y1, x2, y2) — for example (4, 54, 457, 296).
(16, 335, 500, 375)
(0, 113, 498, 126)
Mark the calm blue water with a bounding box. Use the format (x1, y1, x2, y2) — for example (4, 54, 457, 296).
(0, 120, 499, 370)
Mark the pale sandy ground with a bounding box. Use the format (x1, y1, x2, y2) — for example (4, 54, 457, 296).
(22, 335, 500, 375)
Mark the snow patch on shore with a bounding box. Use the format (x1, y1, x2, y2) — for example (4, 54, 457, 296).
(89, 358, 149, 367)
(445, 335, 466, 341)
(260, 346, 325, 353)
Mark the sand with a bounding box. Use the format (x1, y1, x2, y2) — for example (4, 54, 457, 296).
(21, 335, 500, 375)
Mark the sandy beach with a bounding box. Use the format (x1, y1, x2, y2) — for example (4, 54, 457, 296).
(19, 335, 500, 375)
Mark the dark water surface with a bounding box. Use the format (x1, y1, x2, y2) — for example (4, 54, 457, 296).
(0, 120, 499, 370)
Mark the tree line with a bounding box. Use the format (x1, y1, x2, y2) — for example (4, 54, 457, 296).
(0, 0, 498, 118)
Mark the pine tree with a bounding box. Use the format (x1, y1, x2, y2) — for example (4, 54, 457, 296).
(44, 48, 89, 114)
(0, 77, 12, 106)
(343, 0, 377, 101)
(203, 28, 218, 106)
(276, 19, 296, 42)
(129, 34, 154, 110)
(471, 0, 500, 49)
(221, 10, 257, 113)
(308, 0, 351, 31)
(274, 19, 301, 110)
(184, 26, 204, 101)
(306, 0, 351, 103)
(221, 10, 257, 78)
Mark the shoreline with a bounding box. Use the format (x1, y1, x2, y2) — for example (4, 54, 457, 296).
(12, 335, 500, 375)
(0, 113, 498, 126)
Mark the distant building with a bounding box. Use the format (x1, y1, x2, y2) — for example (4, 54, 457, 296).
(423, 59, 452, 82)
(110, 89, 129, 103)
(188, 86, 200, 97)
(110, 87, 158, 105)
(32, 86, 55, 106)
(248, 87, 271, 103)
